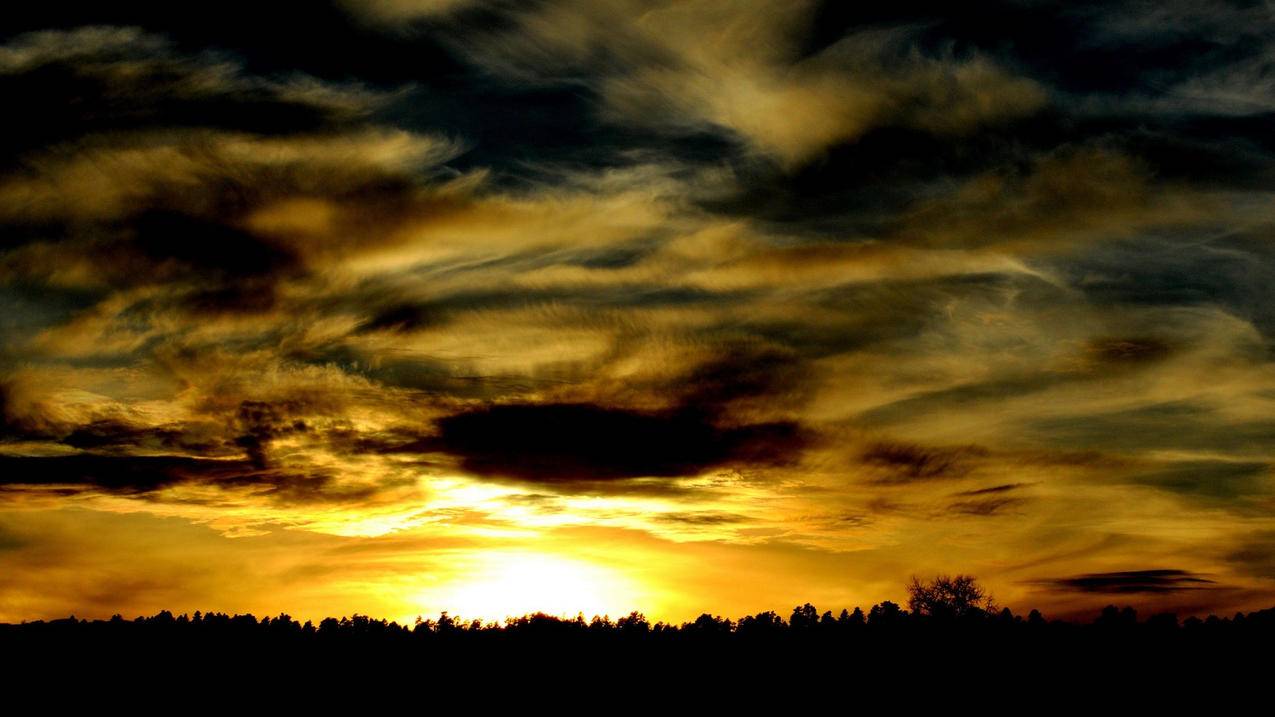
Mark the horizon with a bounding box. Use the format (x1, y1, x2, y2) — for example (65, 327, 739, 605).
(5, 585, 1259, 628)
(4, 2, 1275, 627)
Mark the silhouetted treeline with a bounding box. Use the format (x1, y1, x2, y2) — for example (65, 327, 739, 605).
(7, 601, 1274, 700)
(8, 600, 1275, 650)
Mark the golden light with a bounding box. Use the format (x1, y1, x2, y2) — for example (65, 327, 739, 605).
(421, 552, 641, 622)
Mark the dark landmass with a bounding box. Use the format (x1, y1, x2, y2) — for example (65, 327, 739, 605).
(7, 600, 1274, 663)
(5, 577, 1268, 699)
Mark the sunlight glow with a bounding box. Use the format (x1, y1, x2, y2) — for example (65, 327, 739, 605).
(422, 552, 640, 622)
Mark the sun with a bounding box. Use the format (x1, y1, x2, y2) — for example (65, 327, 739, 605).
(427, 552, 639, 622)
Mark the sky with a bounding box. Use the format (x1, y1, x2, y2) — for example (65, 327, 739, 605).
(3, 0, 1275, 624)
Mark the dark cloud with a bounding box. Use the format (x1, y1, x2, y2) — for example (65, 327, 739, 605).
(62, 420, 182, 451)
(1045, 569, 1217, 594)
(0, 451, 390, 504)
(52, 418, 228, 457)
(1085, 337, 1173, 365)
(0, 453, 250, 494)
(954, 482, 1028, 496)
(947, 496, 1023, 517)
(344, 281, 729, 340)
(655, 511, 744, 526)
(860, 441, 989, 482)
(357, 303, 443, 334)
(946, 483, 1030, 515)
(233, 400, 312, 469)
(677, 347, 808, 408)
(0, 383, 26, 439)
(206, 468, 387, 505)
(426, 402, 806, 483)
(0, 381, 62, 442)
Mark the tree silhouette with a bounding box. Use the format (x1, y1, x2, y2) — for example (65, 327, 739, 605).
(789, 603, 819, 630)
(907, 574, 996, 619)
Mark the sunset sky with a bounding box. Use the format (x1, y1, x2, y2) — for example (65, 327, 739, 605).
(4, 1, 1275, 624)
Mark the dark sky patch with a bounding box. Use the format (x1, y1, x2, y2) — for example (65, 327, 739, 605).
(132, 212, 301, 280)
(179, 281, 280, 316)
(1060, 234, 1275, 342)
(698, 125, 1033, 236)
(1027, 403, 1275, 457)
(1225, 532, 1275, 580)
(0, 283, 107, 343)
(1126, 460, 1271, 502)
(0, 22, 379, 169)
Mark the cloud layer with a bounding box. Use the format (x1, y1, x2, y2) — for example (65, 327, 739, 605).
(3, 1, 1275, 622)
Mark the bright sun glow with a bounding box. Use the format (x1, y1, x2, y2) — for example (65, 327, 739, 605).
(423, 552, 639, 622)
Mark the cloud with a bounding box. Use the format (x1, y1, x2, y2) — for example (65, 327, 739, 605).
(1027, 402, 1275, 457)
(341, 0, 484, 23)
(1044, 569, 1217, 594)
(895, 146, 1213, 251)
(946, 497, 1022, 517)
(443, 0, 1046, 167)
(943, 483, 1032, 515)
(0, 128, 463, 229)
(1126, 460, 1273, 503)
(425, 402, 805, 483)
(0, 26, 398, 167)
(954, 483, 1029, 497)
(860, 441, 989, 482)
(5, 4, 1275, 621)
(0, 453, 251, 494)
(0, 447, 407, 506)
(1083, 337, 1173, 366)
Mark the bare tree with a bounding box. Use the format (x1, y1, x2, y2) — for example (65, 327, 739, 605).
(907, 574, 997, 619)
